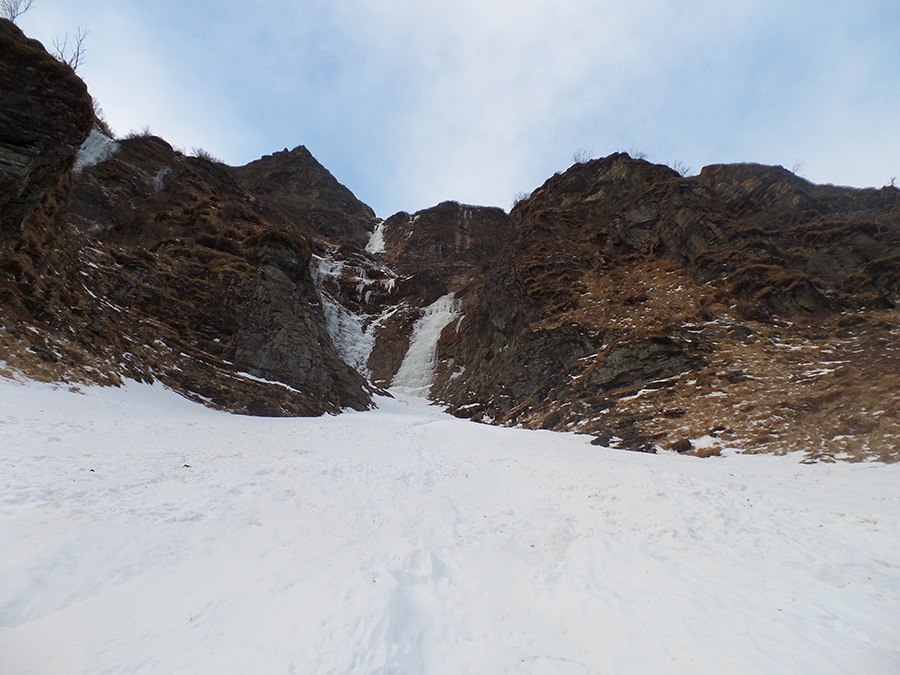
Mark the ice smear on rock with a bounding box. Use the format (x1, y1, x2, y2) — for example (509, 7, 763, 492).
(392, 294, 457, 396)
(312, 254, 379, 377)
(321, 298, 375, 377)
(74, 129, 119, 173)
(365, 219, 387, 254)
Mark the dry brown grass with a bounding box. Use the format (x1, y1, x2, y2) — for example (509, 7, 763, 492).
(580, 306, 900, 462)
(501, 253, 900, 462)
(0, 322, 123, 386)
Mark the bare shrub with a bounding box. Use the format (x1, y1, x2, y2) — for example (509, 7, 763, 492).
(52, 27, 88, 71)
(92, 97, 114, 137)
(631, 149, 648, 160)
(124, 125, 153, 140)
(1, 0, 35, 22)
(511, 191, 531, 209)
(191, 147, 222, 163)
(572, 148, 593, 164)
(671, 159, 691, 177)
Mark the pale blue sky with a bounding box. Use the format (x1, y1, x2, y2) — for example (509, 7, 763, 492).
(18, 0, 900, 217)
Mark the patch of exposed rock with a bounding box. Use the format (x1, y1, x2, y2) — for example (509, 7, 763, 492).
(0, 26, 372, 415)
(0, 19, 92, 236)
(379, 201, 510, 293)
(232, 146, 378, 249)
(432, 154, 900, 461)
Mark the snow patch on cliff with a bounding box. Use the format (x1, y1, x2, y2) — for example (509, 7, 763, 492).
(74, 129, 119, 173)
(365, 219, 387, 254)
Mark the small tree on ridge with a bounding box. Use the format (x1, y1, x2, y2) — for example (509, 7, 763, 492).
(1, 0, 35, 23)
(52, 27, 88, 71)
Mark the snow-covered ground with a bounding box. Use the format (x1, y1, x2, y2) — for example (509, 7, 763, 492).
(1, 377, 899, 674)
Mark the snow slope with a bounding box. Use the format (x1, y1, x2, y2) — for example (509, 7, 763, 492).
(1, 377, 899, 674)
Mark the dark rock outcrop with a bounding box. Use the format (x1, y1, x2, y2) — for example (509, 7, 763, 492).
(63, 135, 373, 413)
(0, 28, 372, 415)
(232, 146, 378, 249)
(0, 19, 92, 236)
(432, 154, 900, 460)
(380, 201, 510, 293)
(0, 17, 95, 352)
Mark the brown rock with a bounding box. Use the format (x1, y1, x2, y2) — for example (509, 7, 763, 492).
(231, 146, 378, 248)
(380, 201, 510, 293)
(0, 18, 93, 235)
(669, 438, 693, 453)
(430, 153, 900, 460)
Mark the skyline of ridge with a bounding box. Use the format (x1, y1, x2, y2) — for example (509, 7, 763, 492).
(17, 0, 900, 218)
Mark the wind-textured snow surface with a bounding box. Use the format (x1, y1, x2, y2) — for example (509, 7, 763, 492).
(1, 377, 899, 674)
(392, 293, 458, 395)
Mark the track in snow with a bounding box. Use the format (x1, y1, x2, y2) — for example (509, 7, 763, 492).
(1, 378, 899, 674)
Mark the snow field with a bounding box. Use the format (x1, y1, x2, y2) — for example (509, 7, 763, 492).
(1, 378, 899, 674)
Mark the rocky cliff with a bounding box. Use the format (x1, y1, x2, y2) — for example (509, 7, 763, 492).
(232, 146, 378, 249)
(0, 20, 93, 238)
(3, 20, 899, 461)
(431, 154, 900, 461)
(0, 21, 371, 415)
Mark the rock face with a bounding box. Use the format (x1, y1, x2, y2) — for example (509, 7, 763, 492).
(307, 200, 510, 389)
(0, 19, 93, 236)
(65, 135, 373, 414)
(0, 17, 96, 364)
(232, 146, 378, 249)
(364, 202, 510, 386)
(431, 154, 900, 461)
(379, 201, 510, 292)
(0, 27, 371, 415)
(3, 21, 900, 461)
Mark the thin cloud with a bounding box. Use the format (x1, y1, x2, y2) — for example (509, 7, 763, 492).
(17, 0, 900, 216)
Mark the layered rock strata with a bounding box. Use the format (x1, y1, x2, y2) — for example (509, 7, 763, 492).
(432, 154, 900, 461)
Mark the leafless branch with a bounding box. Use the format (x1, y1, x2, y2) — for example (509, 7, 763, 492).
(671, 159, 691, 177)
(52, 27, 88, 71)
(0, 0, 35, 23)
(572, 148, 593, 164)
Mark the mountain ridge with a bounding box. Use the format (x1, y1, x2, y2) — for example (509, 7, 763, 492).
(433, 154, 900, 460)
(2, 19, 898, 462)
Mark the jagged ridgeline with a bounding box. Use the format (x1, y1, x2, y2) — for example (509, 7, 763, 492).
(2, 18, 899, 461)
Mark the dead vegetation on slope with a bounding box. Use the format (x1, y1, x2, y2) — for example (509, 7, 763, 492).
(434, 155, 900, 462)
